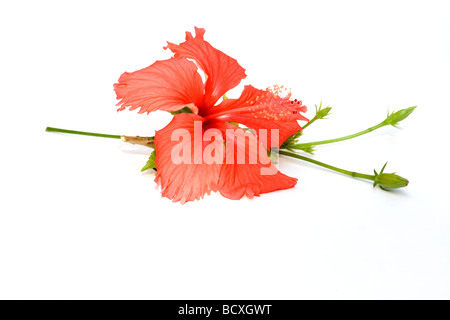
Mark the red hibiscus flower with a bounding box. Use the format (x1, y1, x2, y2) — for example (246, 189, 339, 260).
(114, 27, 308, 203)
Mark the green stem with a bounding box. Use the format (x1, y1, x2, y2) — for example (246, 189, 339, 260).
(46, 127, 121, 139)
(301, 115, 319, 131)
(46, 127, 155, 148)
(279, 150, 375, 181)
(291, 121, 386, 150)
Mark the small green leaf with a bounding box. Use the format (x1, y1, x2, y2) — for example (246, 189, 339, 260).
(141, 150, 156, 172)
(289, 145, 315, 154)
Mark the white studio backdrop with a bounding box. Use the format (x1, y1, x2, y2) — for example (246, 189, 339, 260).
(0, 0, 449, 299)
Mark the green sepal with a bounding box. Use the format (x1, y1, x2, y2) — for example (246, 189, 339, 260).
(280, 129, 303, 150)
(373, 169, 379, 187)
(169, 106, 194, 115)
(141, 150, 157, 172)
(267, 148, 280, 164)
(379, 162, 387, 174)
(289, 144, 315, 154)
(315, 101, 332, 119)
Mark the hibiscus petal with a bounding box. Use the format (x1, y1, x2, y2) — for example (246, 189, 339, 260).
(164, 27, 247, 110)
(154, 113, 222, 204)
(114, 57, 204, 114)
(217, 128, 298, 200)
(208, 85, 308, 149)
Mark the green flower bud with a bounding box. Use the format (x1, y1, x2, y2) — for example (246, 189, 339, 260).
(384, 106, 416, 127)
(373, 162, 409, 190)
(374, 173, 409, 189)
(315, 101, 332, 119)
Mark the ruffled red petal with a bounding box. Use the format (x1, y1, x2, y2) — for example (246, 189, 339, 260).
(164, 27, 247, 110)
(114, 57, 204, 114)
(217, 128, 298, 200)
(154, 113, 222, 204)
(208, 85, 308, 149)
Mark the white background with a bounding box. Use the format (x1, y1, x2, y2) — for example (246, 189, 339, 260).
(1, 0, 449, 299)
